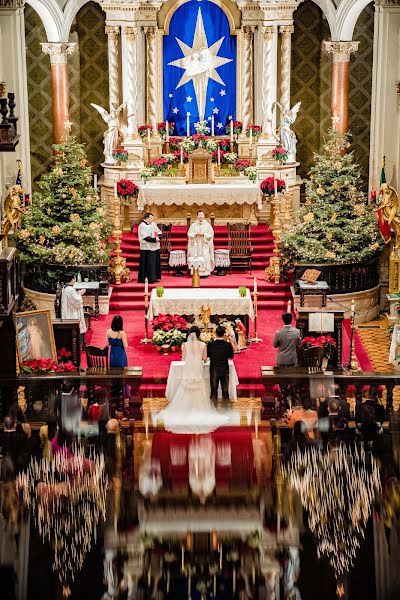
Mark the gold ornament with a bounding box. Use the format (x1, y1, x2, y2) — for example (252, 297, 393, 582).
(70, 213, 80, 222)
(326, 232, 333, 241)
(303, 212, 314, 223)
(61, 194, 67, 199)
(334, 161, 342, 169)
(305, 196, 312, 205)
(79, 159, 87, 167)
(73, 229, 81, 237)
(333, 181, 340, 190)
(53, 167, 64, 177)
(331, 212, 337, 222)
(344, 181, 349, 186)
(325, 250, 336, 260)
(69, 187, 77, 196)
(316, 187, 326, 196)
(52, 225, 61, 235)
(353, 204, 365, 216)
(38, 234, 46, 245)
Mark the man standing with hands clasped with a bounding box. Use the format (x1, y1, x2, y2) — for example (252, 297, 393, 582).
(187, 210, 214, 277)
(207, 325, 235, 405)
(61, 272, 86, 345)
(137, 212, 162, 283)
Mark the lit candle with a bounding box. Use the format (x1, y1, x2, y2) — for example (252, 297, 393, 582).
(249, 127, 253, 149)
(211, 115, 215, 137)
(180, 143, 183, 165)
(186, 112, 190, 137)
(145, 277, 149, 295)
(287, 299, 292, 313)
(186, 530, 192, 551)
(93, 174, 98, 189)
(217, 145, 221, 166)
(147, 127, 151, 148)
(114, 181, 117, 197)
(254, 277, 257, 294)
(230, 119, 234, 142)
(212, 529, 218, 550)
(255, 415, 258, 439)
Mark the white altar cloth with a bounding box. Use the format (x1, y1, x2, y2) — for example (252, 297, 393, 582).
(147, 288, 255, 320)
(166, 359, 239, 401)
(137, 183, 262, 210)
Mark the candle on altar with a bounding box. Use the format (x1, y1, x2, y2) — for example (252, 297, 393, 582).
(145, 277, 149, 295)
(181, 545, 185, 571)
(249, 127, 253, 149)
(274, 175, 278, 197)
(255, 415, 258, 439)
(166, 120, 169, 142)
(188, 572, 191, 598)
(114, 182, 117, 197)
(217, 145, 221, 165)
(252, 564, 256, 584)
(230, 119, 234, 142)
(351, 300, 355, 316)
(186, 113, 190, 137)
(93, 174, 98, 190)
(211, 115, 215, 136)
(147, 127, 151, 149)
(287, 299, 292, 313)
(180, 144, 184, 165)
(254, 277, 257, 294)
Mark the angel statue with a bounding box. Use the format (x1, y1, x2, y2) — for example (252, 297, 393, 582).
(90, 102, 126, 164)
(274, 101, 301, 163)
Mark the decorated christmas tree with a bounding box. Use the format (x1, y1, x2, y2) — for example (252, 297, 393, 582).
(15, 135, 111, 287)
(281, 127, 383, 264)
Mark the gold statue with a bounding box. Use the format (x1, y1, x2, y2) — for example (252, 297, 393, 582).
(1, 184, 25, 236)
(200, 305, 211, 328)
(374, 183, 400, 241)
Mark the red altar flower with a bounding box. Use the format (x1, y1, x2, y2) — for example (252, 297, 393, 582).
(117, 179, 139, 197)
(138, 124, 153, 138)
(150, 157, 169, 173)
(169, 136, 182, 149)
(233, 158, 252, 172)
(191, 134, 207, 142)
(246, 125, 261, 137)
(212, 149, 226, 162)
(260, 177, 286, 196)
(20, 358, 77, 373)
(219, 138, 231, 151)
(225, 120, 243, 135)
(157, 121, 175, 136)
(152, 314, 189, 332)
(173, 149, 189, 162)
(300, 335, 336, 358)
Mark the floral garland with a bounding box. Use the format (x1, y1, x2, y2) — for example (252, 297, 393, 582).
(117, 179, 139, 197)
(20, 358, 77, 374)
(260, 176, 286, 196)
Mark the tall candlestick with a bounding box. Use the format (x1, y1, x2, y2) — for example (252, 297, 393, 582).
(145, 277, 149, 295)
(180, 144, 184, 165)
(147, 127, 151, 149)
(186, 113, 190, 137)
(114, 182, 117, 197)
(211, 115, 215, 136)
(249, 127, 253, 149)
(274, 176, 278, 197)
(217, 145, 221, 166)
(93, 174, 98, 190)
(219, 544, 222, 569)
(230, 119, 233, 142)
(254, 277, 257, 294)
(166, 120, 169, 142)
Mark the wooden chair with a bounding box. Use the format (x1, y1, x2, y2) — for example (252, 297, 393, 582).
(227, 223, 253, 273)
(160, 224, 171, 272)
(298, 345, 324, 370)
(85, 345, 109, 368)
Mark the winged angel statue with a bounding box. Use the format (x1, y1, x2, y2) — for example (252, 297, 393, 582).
(90, 102, 126, 164)
(274, 101, 301, 163)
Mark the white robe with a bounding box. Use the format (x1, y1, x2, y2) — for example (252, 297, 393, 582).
(187, 220, 215, 276)
(61, 285, 86, 333)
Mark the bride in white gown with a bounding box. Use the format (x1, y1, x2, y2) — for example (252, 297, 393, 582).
(156, 327, 230, 434)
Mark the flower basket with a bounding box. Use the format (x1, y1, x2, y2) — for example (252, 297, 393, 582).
(260, 176, 286, 196)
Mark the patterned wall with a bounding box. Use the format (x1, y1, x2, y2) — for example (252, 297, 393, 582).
(25, 2, 108, 183)
(291, 1, 374, 188)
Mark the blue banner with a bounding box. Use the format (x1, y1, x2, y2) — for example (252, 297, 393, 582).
(163, 0, 236, 136)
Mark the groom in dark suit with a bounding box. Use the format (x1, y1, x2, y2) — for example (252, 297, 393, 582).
(207, 325, 235, 404)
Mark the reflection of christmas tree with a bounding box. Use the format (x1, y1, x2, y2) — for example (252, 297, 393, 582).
(15, 137, 111, 270)
(281, 128, 383, 264)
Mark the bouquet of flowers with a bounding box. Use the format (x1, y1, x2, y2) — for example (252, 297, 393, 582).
(169, 329, 187, 347)
(151, 157, 169, 173)
(300, 335, 337, 358)
(152, 330, 172, 347)
(219, 138, 231, 151)
(112, 148, 129, 162)
(117, 179, 139, 197)
(246, 125, 261, 138)
(191, 133, 207, 148)
(152, 313, 189, 332)
(194, 120, 210, 135)
(205, 138, 218, 152)
(224, 152, 238, 164)
(138, 124, 153, 138)
(272, 146, 289, 163)
(20, 358, 77, 373)
(173, 148, 189, 162)
(57, 347, 72, 363)
(260, 176, 286, 196)
(212, 149, 225, 163)
(157, 121, 175, 137)
(161, 153, 176, 164)
(233, 158, 252, 173)
(245, 166, 257, 181)
(225, 120, 242, 135)
(181, 138, 196, 153)
(169, 136, 182, 150)
(139, 166, 155, 180)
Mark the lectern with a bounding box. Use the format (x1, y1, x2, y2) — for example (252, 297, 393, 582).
(296, 308, 346, 368)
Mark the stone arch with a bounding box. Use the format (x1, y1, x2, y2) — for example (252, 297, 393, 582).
(336, 0, 373, 40)
(311, 0, 338, 39)
(62, 0, 92, 41)
(159, 0, 241, 35)
(26, 0, 64, 42)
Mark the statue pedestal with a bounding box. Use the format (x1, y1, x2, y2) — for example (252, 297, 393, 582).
(123, 137, 146, 162)
(255, 161, 301, 221)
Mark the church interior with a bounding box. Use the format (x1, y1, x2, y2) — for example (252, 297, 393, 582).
(1, 0, 400, 598)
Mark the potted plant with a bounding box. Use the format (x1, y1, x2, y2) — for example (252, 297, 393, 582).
(112, 148, 129, 165)
(117, 179, 139, 201)
(245, 166, 257, 182)
(272, 146, 289, 165)
(246, 125, 262, 139)
(156, 286, 164, 298)
(260, 176, 286, 197)
(139, 166, 154, 182)
(238, 286, 247, 297)
(157, 121, 175, 138)
(151, 157, 169, 175)
(138, 124, 153, 139)
(225, 120, 243, 136)
(194, 120, 210, 135)
(233, 158, 252, 174)
(300, 335, 337, 369)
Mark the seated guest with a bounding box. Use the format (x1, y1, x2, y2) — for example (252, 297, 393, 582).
(273, 313, 300, 367)
(0, 416, 28, 473)
(355, 384, 385, 424)
(8, 402, 32, 439)
(106, 315, 128, 368)
(288, 394, 318, 439)
(51, 428, 74, 458)
(283, 421, 315, 462)
(355, 404, 383, 453)
(318, 395, 351, 420)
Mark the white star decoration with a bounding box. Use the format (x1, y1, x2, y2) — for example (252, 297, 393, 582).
(212, 107, 219, 114)
(210, 97, 215, 102)
(219, 89, 226, 96)
(168, 93, 173, 98)
(186, 96, 193, 102)
(167, 8, 232, 121)
(172, 107, 179, 114)
(217, 122, 223, 129)
(228, 115, 232, 120)
(331, 113, 340, 129)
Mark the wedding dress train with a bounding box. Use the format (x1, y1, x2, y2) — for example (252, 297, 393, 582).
(156, 334, 229, 434)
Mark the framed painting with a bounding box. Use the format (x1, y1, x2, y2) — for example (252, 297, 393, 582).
(14, 309, 57, 365)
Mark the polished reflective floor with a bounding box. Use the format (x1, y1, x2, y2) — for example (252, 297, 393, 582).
(1, 400, 399, 600)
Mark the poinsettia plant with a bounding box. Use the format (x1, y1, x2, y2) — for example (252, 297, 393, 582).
(169, 137, 182, 149)
(233, 159, 252, 173)
(300, 335, 337, 358)
(219, 138, 231, 151)
(117, 179, 139, 197)
(20, 358, 77, 374)
(112, 148, 129, 162)
(272, 146, 289, 163)
(151, 157, 169, 173)
(225, 120, 243, 135)
(173, 149, 189, 163)
(57, 347, 72, 364)
(260, 177, 286, 196)
(157, 121, 175, 137)
(152, 314, 189, 332)
(246, 125, 261, 138)
(138, 124, 153, 138)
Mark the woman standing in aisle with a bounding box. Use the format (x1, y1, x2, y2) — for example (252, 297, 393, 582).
(106, 315, 128, 367)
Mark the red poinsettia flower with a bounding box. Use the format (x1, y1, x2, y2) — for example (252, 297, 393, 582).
(260, 177, 286, 196)
(233, 159, 252, 172)
(191, 134, 207, 141)
(117, 179, 139, 197)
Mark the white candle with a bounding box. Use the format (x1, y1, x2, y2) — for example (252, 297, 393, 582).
(166, 120, 169, 142)
(93, 174, 98, 189)
(114, 182, 117, 197)
(181, 545, 185, 571)
(180, 144, 183, 165)
(145, 277, 149, 295)
(147, 127, 151, 148)
(351, 300, 355, 316)
(249, 127, 253, 149)
(230, 119, 234, 142)
(287, 300, 292, 313)
(254, 277, 257, 294)
(211, 115, 215, 136)
(274, 176, 278, 197)
(217, 145, 221, 166)
(186, 113, 190, 137)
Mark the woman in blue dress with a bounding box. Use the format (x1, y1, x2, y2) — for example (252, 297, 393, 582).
(106, 315, 128, 367)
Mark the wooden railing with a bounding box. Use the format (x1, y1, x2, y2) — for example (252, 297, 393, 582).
(23, 263, 109, 294)
(293, 258, 379, 293)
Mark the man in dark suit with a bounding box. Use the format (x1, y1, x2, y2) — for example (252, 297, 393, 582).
(207, 325, 235, 404)
(273, 313, 301, 367)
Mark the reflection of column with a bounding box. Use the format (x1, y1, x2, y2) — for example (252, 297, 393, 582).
(323, 41, 359, 134)
(279, 25, 294, 111)
(105, 25, 120, 112)
(144, 26, 157, 132)
(242, 26, 256, 131)
(41, 42, 76, 144)
(261, 26, 276, 138)
(124, 27, 138, 139)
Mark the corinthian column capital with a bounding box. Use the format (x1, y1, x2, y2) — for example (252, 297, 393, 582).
(243, 25, 256, 39)
(105, 25, 120, 39)
(41, 42, 76, 64)
(144, 26, 157, 39)
(124, 26, 137, 41)
(279, 25, 294, 37)
(323, 40, 360, 63)
(262, 26, 276, 41)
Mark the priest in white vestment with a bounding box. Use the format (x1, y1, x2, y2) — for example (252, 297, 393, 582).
(138, 212, 162, 283)
(61, 272, 87, 334)
(187, 211, 215, 277)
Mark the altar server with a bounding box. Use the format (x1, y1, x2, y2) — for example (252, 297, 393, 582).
(61, 272, 86, 336)
(187, 211, 215, 277)
(138, 212, 162, 283)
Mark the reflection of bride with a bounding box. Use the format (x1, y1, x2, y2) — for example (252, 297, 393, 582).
(27, 319, 45, 359)
(156, 327, 229, 434)
(189, 436, 216, 503)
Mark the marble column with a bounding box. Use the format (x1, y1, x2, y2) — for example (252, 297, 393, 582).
(260, 26, 277, 139)
(279, 25, 294, 111)
(124, 26, 139, 139)
(323, 41, 359, 134)
(242, 26, 256, 131)
(41, 42, 76, 144)
(144, 26, 158, 133)
(105, 25, 120, 112)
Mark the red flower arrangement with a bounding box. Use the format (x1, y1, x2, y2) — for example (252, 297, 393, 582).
(246, 125, 261, 137)
(138, 124, 153, 138)
(272, 146, 289, 163)
(212, 149, 225, 162)
(191, 133, 207, 142)
(260, 177, 286, 196)
(112, 148, 129, 162)
(157, 121, 175, 136)
(233, 158, 252, 172)
(219, 138, 231, 151)
(300, 335, 336, 358)
(225, 120, 243, 135)
(173, 149, 189, 162)
(169, 136, 182, 149)
(20, 358, 77, 374)
(152, 314, 189, 332)
(117, 179, 139, 197)
(150, 157, 169, 173)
